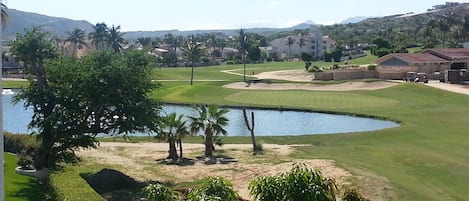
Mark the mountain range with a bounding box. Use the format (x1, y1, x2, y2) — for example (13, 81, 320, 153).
(2, 9, 370, 41)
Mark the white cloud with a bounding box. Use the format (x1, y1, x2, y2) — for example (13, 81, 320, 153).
(265, 1, 281, 10)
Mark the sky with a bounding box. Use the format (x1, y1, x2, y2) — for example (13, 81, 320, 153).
(6, 0, 469, 31)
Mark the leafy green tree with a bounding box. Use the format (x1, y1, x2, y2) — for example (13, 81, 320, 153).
(286, 36, 296, 60)
(247, 45, 261, 62)
(237, 29, 251, 81)
(157, 113, 189, 160)
(12, 31, 161, 168)
(164, 33, 183, 53)
(187, 176, 239, 201)
(189, 105, 229, 157)
(89, 22, 108, 51)
(141, 184, 179, 201)
(107, 25, 126, 53)
(137, 37, 153, 49)
(215, 38, 228, 59)
(65, 28, 88, 57)
(182, 38, 204, 85)
(249, 164, 337, 201)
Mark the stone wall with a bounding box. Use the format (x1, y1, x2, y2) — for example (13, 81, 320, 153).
(312, 72, 333, 81)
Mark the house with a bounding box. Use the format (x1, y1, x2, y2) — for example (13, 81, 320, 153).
(268, 25, 335, 60)
(376, 48, 469, 80)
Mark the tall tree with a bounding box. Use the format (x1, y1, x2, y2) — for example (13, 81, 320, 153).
(89, 23, 108, 51)
(12, 31, 161, 168)
(286, 36, 295, 60)
(182, 38, 203, 85)
(158, 113, 189, 160)
(189, 105, 229, 157)
(65, 28, 87, 57)
(237, 29, 251, 81)
(107, 25, 125, 53)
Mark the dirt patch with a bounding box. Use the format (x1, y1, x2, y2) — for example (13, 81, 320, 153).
(224, 81, 397, 91)
(77, 142, 388, 200)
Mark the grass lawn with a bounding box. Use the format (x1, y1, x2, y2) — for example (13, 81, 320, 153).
(3, 80, 28, 89)
(143, 73, 469, 201)
(4, 153, 46, 201)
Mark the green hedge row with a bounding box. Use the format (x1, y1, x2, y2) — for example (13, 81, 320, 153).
(4, 132, 38, 153)
(49, 168, 105, 201)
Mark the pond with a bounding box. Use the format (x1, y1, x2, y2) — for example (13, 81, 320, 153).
(3, 93, 399, 136)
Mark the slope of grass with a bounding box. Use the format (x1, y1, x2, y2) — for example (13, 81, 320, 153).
(4, 153, 46, 201)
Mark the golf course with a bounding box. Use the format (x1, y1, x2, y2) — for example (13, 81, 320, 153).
(5, 60, 469, 201)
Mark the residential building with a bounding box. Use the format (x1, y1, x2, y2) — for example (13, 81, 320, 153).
(268, 25, 335, 60)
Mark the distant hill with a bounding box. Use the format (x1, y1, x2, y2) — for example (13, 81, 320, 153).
(3, 9, 94, 41)
(340, 16, 369, 24)
(123, 21, 318, 40)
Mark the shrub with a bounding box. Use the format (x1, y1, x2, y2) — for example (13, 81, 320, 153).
(141, 183, 179, 201)
(376, 48, 391, 57)
(49, 167, 105, 201)
(367, 65, 377, 71)
(342, 189, 370, 201)
(249, 164, 337, 201)
(187, 176, 239, 201)
(308, 66, 323, 73)
(4, 133, 38, 154)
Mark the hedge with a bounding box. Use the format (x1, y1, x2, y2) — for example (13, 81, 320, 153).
(4, 132, 38, 153)
(49, 167, 105, 201)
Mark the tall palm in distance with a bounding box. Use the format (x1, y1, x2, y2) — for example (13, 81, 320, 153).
(107, 25, 125, 53)
(65, 28, 87, 57)
(182, 37, 204, 85)
(237, 29, 251, 81)
(286, 36, 295, 61)
(189, 105, 229, 157)
(89, 23, 108, 51)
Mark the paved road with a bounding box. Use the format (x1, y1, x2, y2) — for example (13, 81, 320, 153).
(425, 80, 469, 95)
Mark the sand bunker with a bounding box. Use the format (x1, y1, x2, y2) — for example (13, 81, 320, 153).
(255, 69, 314, 82)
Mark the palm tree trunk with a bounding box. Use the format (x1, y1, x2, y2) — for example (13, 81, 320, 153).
(205, 133, 213, 157)
(243, 54, 246, 81)
(168, 139, 178, 160)
(178, 138, 183, 159)
(190, 61, 194, 85)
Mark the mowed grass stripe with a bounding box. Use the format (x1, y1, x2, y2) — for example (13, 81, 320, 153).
(225, 91, 399, 109)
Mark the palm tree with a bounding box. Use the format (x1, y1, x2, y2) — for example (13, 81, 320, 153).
(286, 36, 295, 60)
(158, 113, 189, 160)
(182, 38, 203, 85)
(89, 23, 108, 51)
(65, 28, 87, 57)
(189, 105, 229, 157)
(107, 25, 125, 53)
(237, 29, 251, 81)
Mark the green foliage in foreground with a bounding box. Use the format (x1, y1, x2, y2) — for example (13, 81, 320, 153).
(249, 164, 337, 201)
(141, 184, 179, 201)
(4, 153, 46, 201)
(187, 176, 239, 201)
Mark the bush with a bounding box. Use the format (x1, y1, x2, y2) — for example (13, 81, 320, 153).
(249, 164, 337, 201)
(308, 65, 323, 73)
(342, 189, 370, 201)
(4, 133, 38, 154)
(141, 183, 179, 201)
(376, 48, 391, 57)
(367, 65, 377, 71)
(187, 176, 239, 201)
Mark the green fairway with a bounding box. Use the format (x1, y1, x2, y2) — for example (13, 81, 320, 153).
(4, 153, 45, 201)
(149, 70, 469, 201)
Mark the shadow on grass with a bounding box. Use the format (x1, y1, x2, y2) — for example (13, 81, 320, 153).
(9, 179, 49, 201)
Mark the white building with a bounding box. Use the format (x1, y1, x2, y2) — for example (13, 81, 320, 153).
(268, 25, 336, 60)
